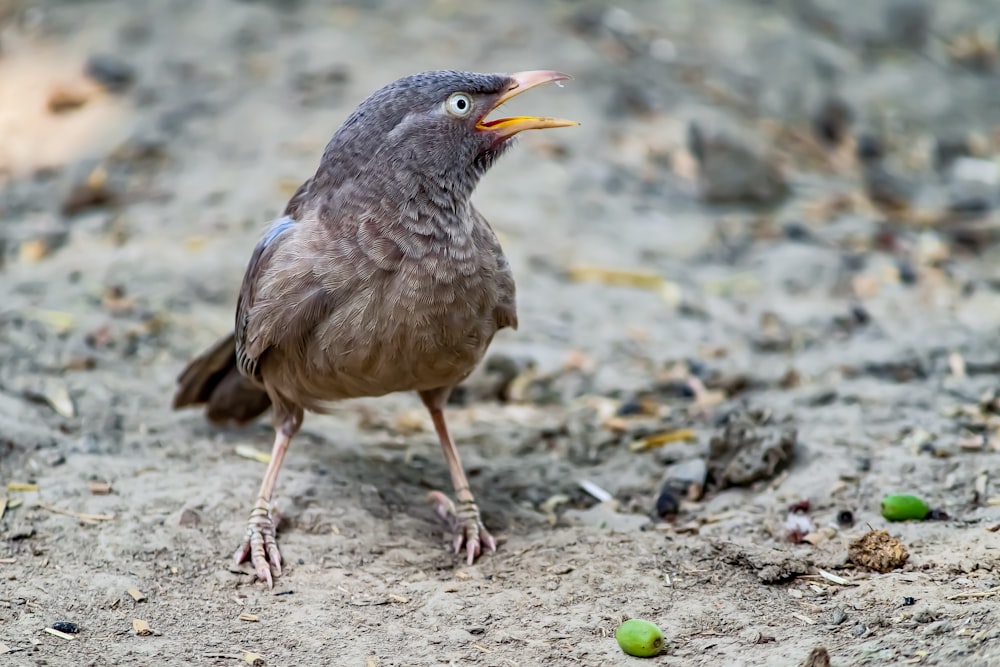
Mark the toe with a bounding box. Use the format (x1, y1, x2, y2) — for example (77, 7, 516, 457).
(428, 491, 457, 524)
(232, 541, 251, 566)
(465, 539, 480, 565)
(266, 544, 282, 576)
(255, 562, 273, 588)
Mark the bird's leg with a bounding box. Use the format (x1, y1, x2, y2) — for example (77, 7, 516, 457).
(233, 406, 303, 587)
(419, 389, 496, 565)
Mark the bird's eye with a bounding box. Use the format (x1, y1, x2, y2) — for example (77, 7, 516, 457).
(444, 92, 473, 117)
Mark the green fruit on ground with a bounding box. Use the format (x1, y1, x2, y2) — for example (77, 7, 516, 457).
(881, 494, 930, 521)
(615, 618, 664, 658)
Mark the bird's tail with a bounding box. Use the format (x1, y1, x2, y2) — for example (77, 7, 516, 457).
(172, 332, 272, 426)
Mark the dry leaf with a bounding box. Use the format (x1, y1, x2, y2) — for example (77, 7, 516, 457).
(89, 482, 113, 495)
(629, 428, 697, 452)
(26, 308, 76, 333)
(235, 445, 271, 464)
(132, 619, 152, 636)
(40, 382, 75, 418)
(127, 588, 146, 602)
(19, 239, 51, 262)
(42, 628, 75, 641)
(567, 264, 669, 291)
(48, 85, 91, 113)
(393, 409, 428, 434)
(602, 416, 631, 432)
(7, 482, 38, 492)
(802, 527, 838, 546)
(184, 236, 207, 253)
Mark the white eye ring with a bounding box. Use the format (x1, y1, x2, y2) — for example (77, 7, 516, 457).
(444, 92, 473, 117)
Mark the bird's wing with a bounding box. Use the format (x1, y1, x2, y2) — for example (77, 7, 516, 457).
(235, 218, 288, 381)
(234, 215, 334, 382)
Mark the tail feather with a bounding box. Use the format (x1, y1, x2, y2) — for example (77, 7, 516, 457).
(172, 332, 272, 426)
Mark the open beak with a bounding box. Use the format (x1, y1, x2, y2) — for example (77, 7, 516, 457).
(476, 70, 578, 139)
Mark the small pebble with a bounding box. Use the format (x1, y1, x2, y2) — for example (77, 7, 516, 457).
(897, 261, 918, 285)
(836, 510, 855, 528)
(45, 452, 66, 467)
(783, 222, 813, 242)
(85, 54, 135, 92)
(856, 134, 883, 162)
(661, 459, 707, 496)
(852, 623, 868, 638)
(50, 621, 80, 634)
(813, 96, 853, 146)
(616, 398, 644, 416)
(831, 607, 847, 625)
(654, 485, 680, 518)
(850, 305, 871, 325)
(935, 134, 972, 172)
(178, 508, 201, 527)
(902, 596, 917, 606)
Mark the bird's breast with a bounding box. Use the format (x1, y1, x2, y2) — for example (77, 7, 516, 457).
(284, 238, 504, 403)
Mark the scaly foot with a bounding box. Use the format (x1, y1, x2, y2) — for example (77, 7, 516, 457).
(427, 490, 496, 565)
(233, 498, 282, 587)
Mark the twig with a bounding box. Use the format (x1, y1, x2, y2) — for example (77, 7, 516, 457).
(36, 502, 114, 523)
(947, 585, 1000, 600)
(817, 569, 853, 586)
(578, 479, 613, 503)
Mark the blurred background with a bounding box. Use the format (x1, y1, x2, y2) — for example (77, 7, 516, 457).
(3, 1, 1000, 665)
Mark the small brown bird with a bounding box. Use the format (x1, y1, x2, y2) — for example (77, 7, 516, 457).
(172, 69, 576, 586)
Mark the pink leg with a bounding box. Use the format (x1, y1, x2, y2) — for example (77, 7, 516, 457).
(233, 409, 301, 587)
(420, 389, 496, 565)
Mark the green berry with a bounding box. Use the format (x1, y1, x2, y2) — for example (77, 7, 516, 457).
(881, 494, 929, 521)
(615, 619, 664, 658)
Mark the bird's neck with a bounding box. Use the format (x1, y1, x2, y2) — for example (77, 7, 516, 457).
(287, 164, 479, 248)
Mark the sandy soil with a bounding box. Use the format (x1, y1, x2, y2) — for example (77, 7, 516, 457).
(2, 0, 1000, 665)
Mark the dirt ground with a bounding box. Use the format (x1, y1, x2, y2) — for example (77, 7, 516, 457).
(3, 0, 1000, 665)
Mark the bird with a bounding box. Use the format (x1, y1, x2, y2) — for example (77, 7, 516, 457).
(171, 69, 577, 586)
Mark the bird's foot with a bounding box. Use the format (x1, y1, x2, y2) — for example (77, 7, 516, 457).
(427, 490, 496, 565)
(233, 498, 282, 587)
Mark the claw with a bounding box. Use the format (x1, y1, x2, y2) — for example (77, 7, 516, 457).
(234, 499, 282, 587)
(427, 491, 495, 564)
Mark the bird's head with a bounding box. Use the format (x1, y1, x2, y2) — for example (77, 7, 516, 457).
(320, 69, 577, 194)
